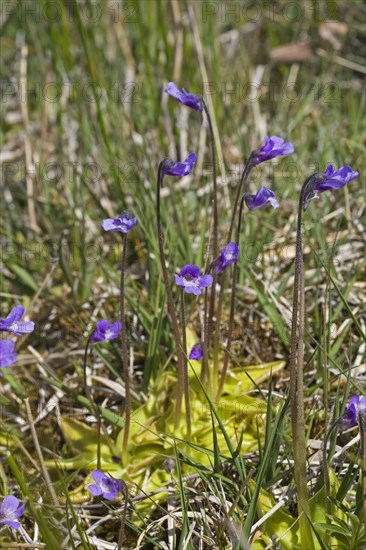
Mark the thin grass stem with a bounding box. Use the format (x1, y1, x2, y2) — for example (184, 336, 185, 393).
(24, 398, 59, 507)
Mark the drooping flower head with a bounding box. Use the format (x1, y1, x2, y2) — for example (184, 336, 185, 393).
(102, 211, 137, 233)
(0, 340, 17, 371)
(211, 242, 239, 275)
(339, 395, 366, 432)
(175, 264, 213, 296)
(90, 320, 122, 344)
(244, 186, 280, 211)
(0, 305, 35, 336)
(165, 82, 203, 112)
(0, 496, 25, 529)
(251, 136, 294, 166)
(161, 153, 197, 178)
(189, 342, 204, 361)
(87, 469, 125, 500)
(303, 164, 359, 210)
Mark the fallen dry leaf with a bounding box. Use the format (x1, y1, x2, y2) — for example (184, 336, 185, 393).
(270, 43, 313, 63)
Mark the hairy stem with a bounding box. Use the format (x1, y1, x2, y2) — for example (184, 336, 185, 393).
(289, 175, 319, 549)
(121, 233, 131, 457)
(157, 162, 184, 429)
(117, 482, 129, 550)
(322, 289, 331, 521)
(180, 288, 192, 439)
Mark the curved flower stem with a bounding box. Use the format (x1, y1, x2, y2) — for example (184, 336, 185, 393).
(117, 482, 129, 550)
(289, 174, 319, 550)
(121, 233, 131, 458)
(157, 162, 184, 430)
(216, 192, 245, 401)
(180, 288, 192, 439)
(213, 160, 253, 393)
(228, 158, 253, 245)
(83, 333, 102, 469)
(203, 100, 218, 351)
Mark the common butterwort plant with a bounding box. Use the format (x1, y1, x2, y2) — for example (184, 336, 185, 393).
(175, 264, 213, 295)
(216, 184, 280, 399)
(323, 394, 366, 521)
(102, 211, 137, 459)
(289, 164, 358, 548)
(165, 83, 219, 353)
(157, 154, 197, 433)
(83, 318, 122, 467)
(87, 469, 126, 500)
(212, 137, 293, 391)
(189, 342, 204, 361)
(0, 496, 25, 529)
(175, 264, 213, 436)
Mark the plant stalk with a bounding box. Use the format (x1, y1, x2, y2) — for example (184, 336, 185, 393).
(359, 410, 366, 539)
(289, 175, 318, 549)
(121, 233, 131, 457)
(180, 288, 192, 439)
(202, 286, 210, 388)
(117, 482, 129, 550)
(203, 100, 218, 351)
(157, 162, 184, 429)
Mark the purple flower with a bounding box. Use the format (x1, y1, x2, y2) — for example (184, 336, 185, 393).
(87, 469, 125, 500)
(0, 496, 25, 529)
(244, 186, 279, 210)
(0, 305, 34, 336)
(303, 164, 359, 210)
(161, 153, 197, 177)
(165, 82, 203, 112)
(175, 264, 213, 296)
(90, 320, 122, 343)
(339, 395, 366, 432)
(189, 342, 204, 361)
(251, 136, 294, 166)
(0, 340, 17, 371)
(211, 242, 239, 275)
(102, 211, 136, 233)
